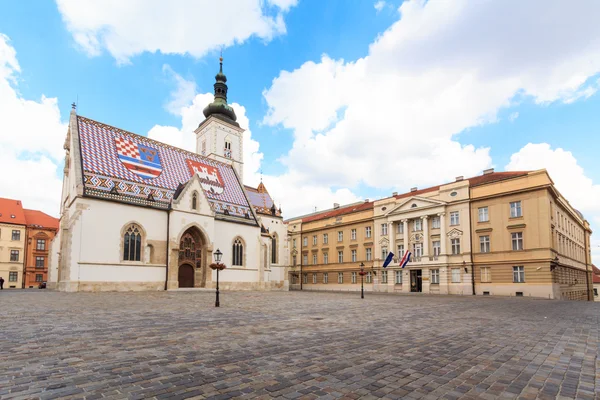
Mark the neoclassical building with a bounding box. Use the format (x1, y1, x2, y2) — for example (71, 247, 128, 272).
(48, 59, 288, 292)
(287, 169, 594, 300)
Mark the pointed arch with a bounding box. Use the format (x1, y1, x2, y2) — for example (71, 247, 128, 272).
(232, 236, 245, 267)
(192, 191, 198, 210)
(271, 232, 279, 264)
(120, 222, 146, 262)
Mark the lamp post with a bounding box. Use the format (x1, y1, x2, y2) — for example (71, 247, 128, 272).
(211, 249, 224, 307)
(359, 262, 366, 299)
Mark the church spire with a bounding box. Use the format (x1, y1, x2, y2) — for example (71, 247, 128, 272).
(202, 56, 238, 126)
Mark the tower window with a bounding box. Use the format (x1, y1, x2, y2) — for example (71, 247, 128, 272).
(224, 141, 232, 158)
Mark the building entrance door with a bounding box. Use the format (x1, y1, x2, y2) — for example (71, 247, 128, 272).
(410, 269, 422, 292)
(178, 264, 194, 288)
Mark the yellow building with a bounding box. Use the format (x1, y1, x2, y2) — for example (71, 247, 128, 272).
(286, 169, 594, 300)
(287, 201, 374, 291)
(0, 198, 27, 289)
(470, 169, 593, 300)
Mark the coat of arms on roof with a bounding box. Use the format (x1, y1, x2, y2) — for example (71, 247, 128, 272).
(186, 159, 224, 195)
(114, 137, 162, 179)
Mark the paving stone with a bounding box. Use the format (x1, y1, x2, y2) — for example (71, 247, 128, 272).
(0, 290, 599, 399)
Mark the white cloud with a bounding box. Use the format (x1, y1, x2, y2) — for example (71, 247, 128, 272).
(508, 112, 519, 122)
(0, 34, 66, 217)
(55, 0, 296, 63)
(262, 0, 600, 214)
(506, 143, 600, 264)
(374, 1, 386, 13)
(163, 65, 197, 115)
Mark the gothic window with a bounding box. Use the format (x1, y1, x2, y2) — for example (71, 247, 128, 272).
(192, 192, 198, 210)
(233, 238, 244, 266)
(271, 234, 278, 264)
(123, 224, 142, 261)
(224, 140, 232, 159)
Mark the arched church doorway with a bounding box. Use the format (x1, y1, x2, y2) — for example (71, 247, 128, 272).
(178, 264, 194, 288)
(178, 227, 206, 288)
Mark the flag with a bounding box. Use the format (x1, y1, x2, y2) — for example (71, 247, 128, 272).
(399, 251, 411, 268)
(382, 252, 394, 268)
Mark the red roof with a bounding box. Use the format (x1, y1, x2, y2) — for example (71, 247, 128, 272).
(23, 209, 59, 230)
(592, 265, 600, 284)
(0, 198, 26, 225)
(302, 201, 374, 223)
(467, 171, 530, 187)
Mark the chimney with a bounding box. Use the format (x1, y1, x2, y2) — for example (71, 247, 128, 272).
(455, 176, 464, 182)
(392, 192, 398, 196)
(483, 168, 494, 175)
(333, 203, 340, 209)
(410, 187, 417, 192)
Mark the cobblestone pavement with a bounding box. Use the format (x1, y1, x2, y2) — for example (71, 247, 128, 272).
(1, 291, 599, 400)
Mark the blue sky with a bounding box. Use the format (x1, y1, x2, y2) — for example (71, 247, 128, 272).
(1, 0, 600, 261)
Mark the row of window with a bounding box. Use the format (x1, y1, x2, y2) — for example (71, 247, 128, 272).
(302, 248, 374, 265)
(478, 232, 524, 253)
(299, 228, 373, 247)
(556, 209, 583, 242)
(300, 266, 527, 285)
(477, 201, 523, 223)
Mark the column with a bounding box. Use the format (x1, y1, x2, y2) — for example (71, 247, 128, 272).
(422, 215, 429, 258)
(402, 219, 409, 255)
(439, 213, 447, 255)
(388, 221, 395, 255)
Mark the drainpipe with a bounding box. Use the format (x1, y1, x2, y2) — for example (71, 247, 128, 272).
(468, 191, 476, 295)
(584, 228, 591, 301)
(164, 202, 171, 291)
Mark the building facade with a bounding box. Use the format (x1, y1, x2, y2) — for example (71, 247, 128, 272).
(23, 210, 59, 288)
(286, 169, 594, 300)
(287, 201, 374, 291)
(470, 169, 593, 300)
(48, 59, 288, 292)
(0, 198, 26, 289)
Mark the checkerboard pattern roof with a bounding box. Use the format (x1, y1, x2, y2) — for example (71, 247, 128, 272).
(77, 116, 252, 217)
(244, 183, 280, 217)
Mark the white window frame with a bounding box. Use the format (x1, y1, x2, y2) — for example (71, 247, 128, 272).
(381, 247, 388, 260)
(312, 273, 317, 284)
(397, 224, 404, 234)
(381, 224, 388, 236)
(431, 269, 439, 284)
(366, 272, 372, 283)
(478, 207, 489, 222)
(323, 253, 329, 264)
(338, 231, 343, 242)
(397, 244, 405, 257)
(413, 243, 422, 258)
(450, 211, 460, 226)
(432, 217, 440, 229)
(366, 248, 372, 261)
(303, 273, 308, 284)
(351, 249, 357, 262)
(338, 251, 343, 263)
(303, 237, 307, 246)
(481, 267, 491, 283)
(323, 272, 329, 284)
(451, 238, 460, 255)
(312, 254, 317, 265)
(510, 201, 522, 218)
(351, 229, 357, 240)
(365, 226, 372, 238)
(395, 270, 402, 284)
(352, 272, 357, 284)
(338, 272, 343, 284)
(381, 270, 388, 284)
(313, 235, 317, 245)
(303, 255, 308, 265)
(513, 266, 525, 283)
(451, 268, 461, 283)
(432, 241, 440, 256)
(480, 235, 490, 253)
(323, 233, 328, 244)
(413, 219, 422, 231)
(511, 232, 523, 251)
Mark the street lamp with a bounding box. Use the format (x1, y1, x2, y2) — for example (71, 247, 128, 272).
(359, 262, 366, 299)
(210, 249, 226, 307)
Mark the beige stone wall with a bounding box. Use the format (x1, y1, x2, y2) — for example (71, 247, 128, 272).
(0, 222, 26, 288)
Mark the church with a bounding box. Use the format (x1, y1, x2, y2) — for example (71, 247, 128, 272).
(48, 59, 288, 292)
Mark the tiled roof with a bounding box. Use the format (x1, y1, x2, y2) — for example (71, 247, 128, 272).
(0, 198, 26, 225)
(77, 116, 253, 219)
(592, 265, 600, 284)
(467, 171, 530, 187)
(244, 182, 281, 217)
(23, 209, 59, 230)
(301, 201, 373, 223)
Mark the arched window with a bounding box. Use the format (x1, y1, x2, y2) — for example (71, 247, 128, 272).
(192, 192, 198, 210)
(123, 224, 142, 261)
(232, 238, 243, 266)
(271, 235, 277, 264)
(179, 232, 202, 269)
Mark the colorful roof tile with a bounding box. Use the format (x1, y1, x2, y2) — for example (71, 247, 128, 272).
(0, 198, 26, 225)
(244, 182, 281, 217)
(77, 116, 253, 219)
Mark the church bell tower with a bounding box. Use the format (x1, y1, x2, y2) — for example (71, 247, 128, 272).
(195, 57, 245, 180)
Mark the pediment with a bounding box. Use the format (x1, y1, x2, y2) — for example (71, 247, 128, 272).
(171, 174, 214, 217)
(447, 228, 463, 238)
(386, 196, 446, 216)
(379, 237, 389, 246)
